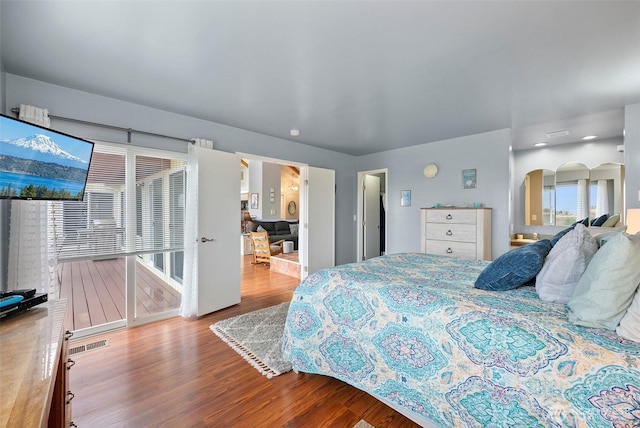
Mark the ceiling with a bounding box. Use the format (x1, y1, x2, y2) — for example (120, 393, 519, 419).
(1, 1, 639, 155)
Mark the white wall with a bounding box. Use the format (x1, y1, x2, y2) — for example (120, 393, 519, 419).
(512, 138, 624, 236)
(357, 129, 512, 258)
(261, 162, 281, 220)
(4, 74, 358, 265)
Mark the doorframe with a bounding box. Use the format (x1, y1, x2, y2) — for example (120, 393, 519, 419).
(236, 152, 308, 273)
(356, 168, 388, 262)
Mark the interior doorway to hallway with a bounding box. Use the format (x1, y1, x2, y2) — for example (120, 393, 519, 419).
(357, 169, 388, 262)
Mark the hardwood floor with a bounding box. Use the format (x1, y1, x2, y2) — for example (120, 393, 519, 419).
(69, 255, 420, 427)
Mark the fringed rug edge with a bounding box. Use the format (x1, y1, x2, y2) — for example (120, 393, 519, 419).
(210, 324, 283, 379)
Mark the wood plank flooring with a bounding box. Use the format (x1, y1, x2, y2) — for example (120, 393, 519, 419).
(68, 255, 420, 427)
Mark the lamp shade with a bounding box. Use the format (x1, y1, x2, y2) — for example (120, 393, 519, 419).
(626, 208, 640, 235)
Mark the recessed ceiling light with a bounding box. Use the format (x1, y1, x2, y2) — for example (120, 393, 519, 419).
(533, 142, 547, 147)
(290, 129, 301, 137)
(581, 135, 598, 140)
(546, 130, 569, 138)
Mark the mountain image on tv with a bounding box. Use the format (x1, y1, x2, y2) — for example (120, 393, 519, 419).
(1, 134, 89, 168)
(0, 115, 94, 200)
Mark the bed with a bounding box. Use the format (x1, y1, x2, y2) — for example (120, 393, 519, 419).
(281, 252, 640, 427)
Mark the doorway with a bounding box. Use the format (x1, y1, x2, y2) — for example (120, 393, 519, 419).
(238, 153, 336, 279)
(357, 169, 388, 261)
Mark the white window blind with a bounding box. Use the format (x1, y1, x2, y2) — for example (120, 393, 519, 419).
(52, 143, 187, 262)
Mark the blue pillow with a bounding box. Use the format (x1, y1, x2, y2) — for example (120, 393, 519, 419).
(590, 214, 609, 227)
(474, 239, 552, 291)
(550, 226, 575, 246)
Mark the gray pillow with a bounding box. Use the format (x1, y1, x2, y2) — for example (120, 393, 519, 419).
(568, 232, 640, 330)
(550, 226, 575, 246)
(289, 224, 299, 235)
(536, 224, 598, 304)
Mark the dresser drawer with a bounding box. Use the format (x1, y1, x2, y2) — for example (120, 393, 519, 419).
(424, 240, 477, 259)
(426, 223, 476, 242)
(426, 209, 477, 224)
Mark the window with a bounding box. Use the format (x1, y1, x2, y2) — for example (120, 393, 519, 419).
(52, 143, 187, 285)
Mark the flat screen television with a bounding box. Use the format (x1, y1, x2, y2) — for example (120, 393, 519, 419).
(0, 113, 94, 201)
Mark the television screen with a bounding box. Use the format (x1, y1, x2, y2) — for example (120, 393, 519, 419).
(0, 113, 94, 201)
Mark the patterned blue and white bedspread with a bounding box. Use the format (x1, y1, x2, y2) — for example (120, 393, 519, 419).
(281, 253, 640, 427)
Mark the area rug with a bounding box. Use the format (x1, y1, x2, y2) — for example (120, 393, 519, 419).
(210, 302, 292, 378)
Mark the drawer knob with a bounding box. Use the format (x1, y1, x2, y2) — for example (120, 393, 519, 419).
(446, 248, 453, 254)
(446, 230, 453, 236)
(445, 214, 453, 220)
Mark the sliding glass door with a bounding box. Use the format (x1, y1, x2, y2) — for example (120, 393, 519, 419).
(52, 143, 187, 337)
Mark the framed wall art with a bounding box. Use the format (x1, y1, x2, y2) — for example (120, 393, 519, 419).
(401, 190, 411, 207)
(463, 169, 477, 189)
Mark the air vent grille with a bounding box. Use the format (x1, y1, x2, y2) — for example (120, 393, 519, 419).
(69, 339, 108, 355)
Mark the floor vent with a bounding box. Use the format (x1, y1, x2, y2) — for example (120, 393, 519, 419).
(69, 339, 108, 355)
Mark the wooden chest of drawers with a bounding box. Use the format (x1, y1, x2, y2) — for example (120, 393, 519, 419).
(0, 299, 73, 427)
(420, 208, 492, 260)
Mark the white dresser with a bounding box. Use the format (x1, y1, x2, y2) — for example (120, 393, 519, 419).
(420, 208, 492, 260)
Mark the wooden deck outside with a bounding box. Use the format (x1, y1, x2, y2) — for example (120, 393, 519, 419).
(57, 258, 181, 331)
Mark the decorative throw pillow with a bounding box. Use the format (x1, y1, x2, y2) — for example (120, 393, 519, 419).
(256, 225, 267, 233)
(535, 224, 598, 304)
(617, 289, 640, 342)
(601, 214, 620, 227)
(289, 224, 299, 235)
(590, 214, 609, 227)
(474, 239, 552, 291)
(550, 226, 575, 246)
(568, 232, 640, 330)
(587, 225, 627, 247)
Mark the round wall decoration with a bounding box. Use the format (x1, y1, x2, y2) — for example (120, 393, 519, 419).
(288, 200, 297, 215)
(423, 163, 439, 178)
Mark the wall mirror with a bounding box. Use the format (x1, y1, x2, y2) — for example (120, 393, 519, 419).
(524, 162, 624, 227)
(590, 163, 625, 222)
(555, 162, 590, 226)
(525, 169, 555, 226)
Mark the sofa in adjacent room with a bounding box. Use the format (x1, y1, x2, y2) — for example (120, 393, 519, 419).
(248, 219, 299, 250)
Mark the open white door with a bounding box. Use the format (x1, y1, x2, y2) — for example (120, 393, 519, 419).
(196, 148, 241, 316)
(301, 166, 335, 277)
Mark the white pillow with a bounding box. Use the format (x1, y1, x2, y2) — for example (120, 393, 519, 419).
(536, 223, 598, 304)
(586, 225, 627, 247)
(256, 225, 267, 232)
(568, 232, 640, 330)
(617, 289, 640, 342)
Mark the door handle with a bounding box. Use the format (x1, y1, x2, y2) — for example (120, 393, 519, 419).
(200, 237, 216, 243)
